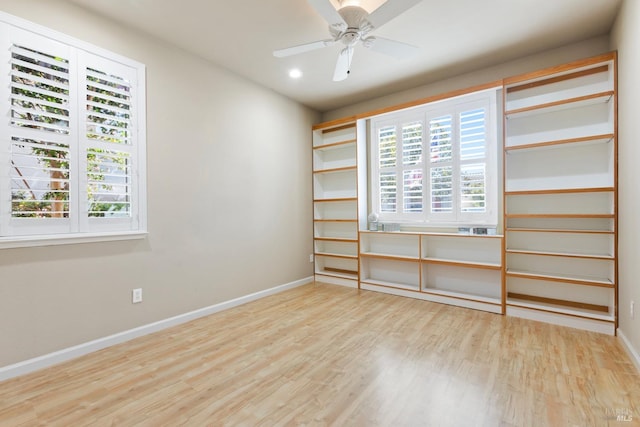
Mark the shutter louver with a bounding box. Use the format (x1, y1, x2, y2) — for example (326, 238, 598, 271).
(460, 108, 487, 213)
(83, 63, 135, 221)
(402, 121, 422, 165)
(9, 44, 71, 219)
(87, 148, 131, 217)
(403, 169, 422, 212)
(11, 137, 70, 218)
(86, 67, 132, 145)
(460, 108, 486, 160)
(429, 115, 452, 163)
(460, 163, 486, 212)
(431, 166, 453, 213)
(378, 126, 396, 168)
(10, 45, 70, 134)
(380, 171, 396, 213)
(378, 125, 397, 213)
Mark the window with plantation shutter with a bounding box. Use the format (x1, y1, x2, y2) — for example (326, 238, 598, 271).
(370, 89, 498, 226)
(10, 44, 71, 220)
(0, 14, 146, 247)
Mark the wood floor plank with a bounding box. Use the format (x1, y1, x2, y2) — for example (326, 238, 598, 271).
(0, 282, 638, 426)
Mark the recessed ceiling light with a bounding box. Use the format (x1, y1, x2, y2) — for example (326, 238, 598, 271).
(289, 69, 303, 79)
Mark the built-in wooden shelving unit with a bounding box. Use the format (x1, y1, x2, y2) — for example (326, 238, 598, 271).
(503, 52, 617, 335)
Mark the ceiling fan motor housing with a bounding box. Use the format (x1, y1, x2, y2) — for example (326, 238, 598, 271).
(337, 6, 371, 45)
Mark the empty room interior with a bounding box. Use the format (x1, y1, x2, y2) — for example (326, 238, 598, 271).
(1, 0, 640, 425)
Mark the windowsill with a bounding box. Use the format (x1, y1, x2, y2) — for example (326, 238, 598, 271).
(0, 231, 148, 249)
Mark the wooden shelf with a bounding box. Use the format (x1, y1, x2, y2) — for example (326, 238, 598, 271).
(505, 187, 614, 196)
(507, 292, 609, 313)
(505, 213, 614, 219)
(506, 228, 614, 234)
(360, 252, 420, 262)
(421, 257, 502, 270)
(314, 252, 358, 260)
(421, 288, 501, 306)
(506, 269, 614, 288)
(313, 219, 357, 223)
(313, 139, 356, 151)
(314, 122, 356, 132)
(505, 249, 614, 260)
(314, 197, 357, 203)
(360, 279, 420, 292)
(314, 237, 357, 243)
(506, 64, 609, 93)
(507, 297, 614, 323)
(504, 133, 614, 152)
(316, 268, 358, 280)
(505, 91, 614, 118)
(313, 165, 357, 174)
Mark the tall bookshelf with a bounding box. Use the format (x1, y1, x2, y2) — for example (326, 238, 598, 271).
(312, 121, 360, 287)
(503, 52, 617, 334)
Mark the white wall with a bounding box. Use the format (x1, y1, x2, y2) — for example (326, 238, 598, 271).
(611, 0, 640, 367)
(0, 0, 319, 368)
(322, 36, 610, 122)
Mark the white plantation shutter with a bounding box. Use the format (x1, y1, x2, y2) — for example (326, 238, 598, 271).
(0, 16, 146, 243)
(429, 115, 453, 215)
(0, 28, 77, 236)
(459, 108, 487, 215)
(378, 125, 397, 213)
(370, 90, 497, 226)
(373, 115, 424, 218)
(79, 54, 139, 232)
(402, 121, 423, 213)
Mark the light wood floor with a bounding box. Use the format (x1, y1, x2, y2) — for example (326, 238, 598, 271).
(0, 282, 639, 426)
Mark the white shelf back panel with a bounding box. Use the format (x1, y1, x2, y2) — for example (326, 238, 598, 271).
(360, 257, 420, 288)
(360, 232, 419, 258)
(506, 101, 613, 147)
(313, 127, 356, 147)
(315, 256, 358, 276)
(507, 217, 614, 232)
(422, 264, 501, 299)
(507, 253, 614, 283)
(313, 170, 357, 199)
(422, 235, 502, 264)
(315, 240, 358, 257)
(314, 200, 357, 220)
(505, 142, 614, 191)
(314, 222, 358, 239)
(506, 68, 612, 111)
(505, 191, 614, 215)
(507, 230, 614, 257)
(507, 276, 614, 312)
(313, 143, 357, 170)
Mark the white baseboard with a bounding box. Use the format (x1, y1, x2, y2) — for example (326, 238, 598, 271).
(0, 276, 313, 383)
(618, 329, 640, 374)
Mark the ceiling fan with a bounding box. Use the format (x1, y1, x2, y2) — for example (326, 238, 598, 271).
(273, 0, 422, 81)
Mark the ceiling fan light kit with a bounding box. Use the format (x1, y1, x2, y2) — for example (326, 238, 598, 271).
(274, 0, 422, 81)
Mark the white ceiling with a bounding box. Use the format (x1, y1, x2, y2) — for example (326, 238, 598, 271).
(66, 0, 622, 112)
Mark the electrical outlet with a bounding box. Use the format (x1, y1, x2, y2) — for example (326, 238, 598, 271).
(631, 301, 635, 319)
(309, 254, 314, 263)
(132, 288, 142, 304)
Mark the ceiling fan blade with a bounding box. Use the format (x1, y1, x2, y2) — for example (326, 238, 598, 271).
(367, 0, 422, 28)
(273, 39, 336, 58)
(333, 46, 354, 81)
(307, 0, 346, 26)
(365, 36, 419, 59)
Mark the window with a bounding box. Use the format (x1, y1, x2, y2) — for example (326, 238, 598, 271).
(0, 14, 146, 247)
(370, 90, 498, 226)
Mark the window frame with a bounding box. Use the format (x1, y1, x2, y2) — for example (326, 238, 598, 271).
(369, 89, 499, 228)
(0, 11, 147, 249)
